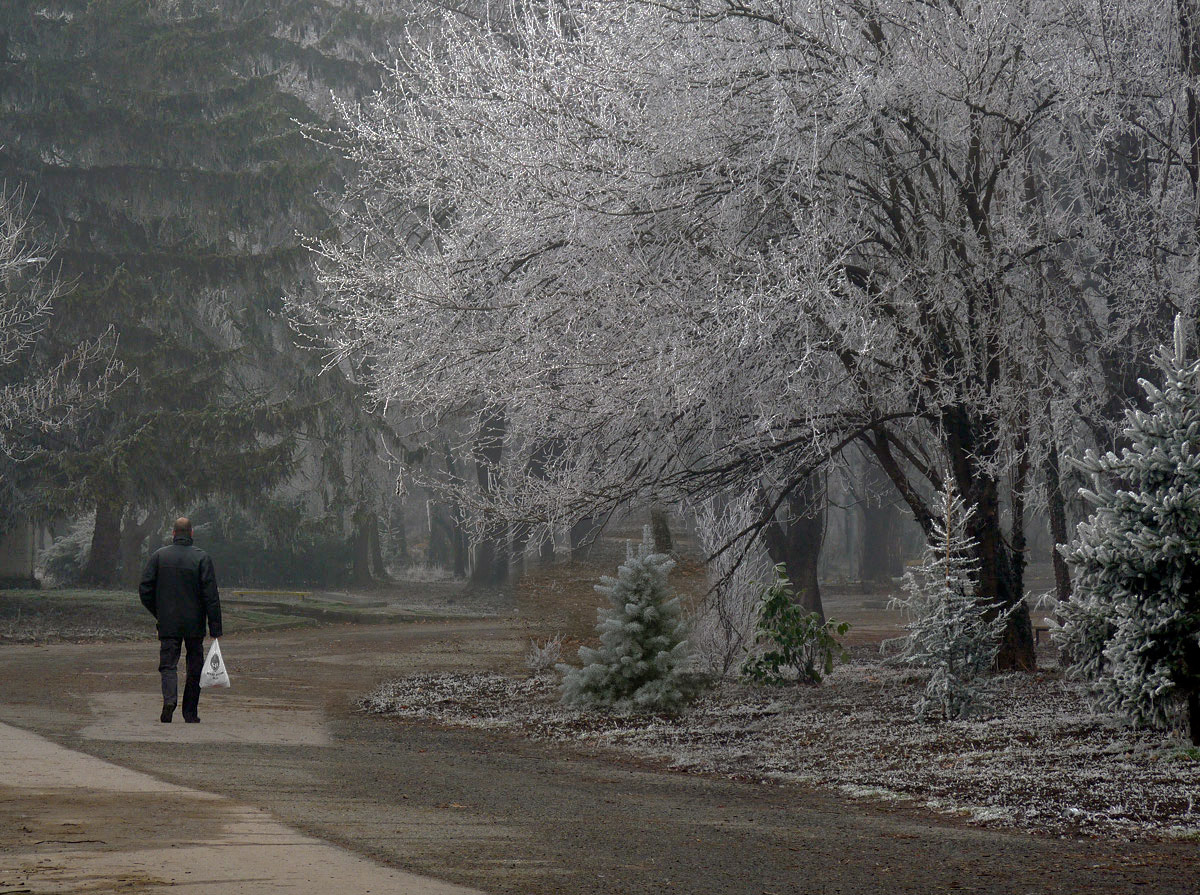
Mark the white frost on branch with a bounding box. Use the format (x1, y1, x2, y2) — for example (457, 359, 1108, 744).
(0, 188, 122, 463)
(293, 0, 1198, 570)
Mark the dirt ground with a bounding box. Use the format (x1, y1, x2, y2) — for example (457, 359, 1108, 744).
(1, 573, 1199, 895)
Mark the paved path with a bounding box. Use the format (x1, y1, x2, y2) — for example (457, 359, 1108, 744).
(0, 721, 483, 894)
(3, 622, 1200, 894)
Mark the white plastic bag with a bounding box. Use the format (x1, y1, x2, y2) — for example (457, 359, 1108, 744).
(199, 638, 230, 689)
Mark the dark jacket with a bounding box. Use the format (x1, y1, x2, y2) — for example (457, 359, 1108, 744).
(139, 536, 222, 639)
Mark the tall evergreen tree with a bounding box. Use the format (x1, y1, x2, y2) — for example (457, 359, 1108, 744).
(1058, 317, 1200, 745)
(0, 0, 408, 583)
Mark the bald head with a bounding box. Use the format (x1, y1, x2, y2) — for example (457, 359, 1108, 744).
(173, 517, 192, 537)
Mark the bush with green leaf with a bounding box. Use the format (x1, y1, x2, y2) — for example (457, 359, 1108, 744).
(741, 566, 850, 685)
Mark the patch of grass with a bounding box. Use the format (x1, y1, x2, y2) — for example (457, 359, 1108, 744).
(0, 587, 317, 643)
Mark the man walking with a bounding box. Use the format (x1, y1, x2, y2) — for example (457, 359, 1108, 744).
(139, 517, 222, 723)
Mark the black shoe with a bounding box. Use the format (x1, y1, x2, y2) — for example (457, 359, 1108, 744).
(183, 714, 200, 724)
(160, 703, 176, 723)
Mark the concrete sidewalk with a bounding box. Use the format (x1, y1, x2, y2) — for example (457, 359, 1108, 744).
(0, 721, 485, 894)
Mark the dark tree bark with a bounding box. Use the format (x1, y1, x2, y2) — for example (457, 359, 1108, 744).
(857, 462, 906, 586)
(427, 504, 467, 576)
(941, 403, 1036, 671)
(868, 407, 1036, 671)
(440, 447, 470, 577)
(368, 511, 387, 579)
(81, 497, 123, 586)
(519, 439, 559, 566)
(388, 501, 409, 567)
(1043, 431, 1073, 604)
(349, 506, 374, 587)
(761, 471, 826, 621)
(470, 408, 509, 587)
(858, 506, 904, 585)
(539, 529, 555, 564)
(569, 516, 600, 557)
(427, 514, 448, 567)
(649, 505, 673, 554)
(119, 507, 160, 587)
(1010, 401, 1031, 601)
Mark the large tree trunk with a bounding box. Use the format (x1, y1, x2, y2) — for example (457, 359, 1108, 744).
(119, 507, 160, 587)
(427, 502, 467, 576)
(81, 497, 123, 586)
(470, 408, 509, 587)
(973, 474, 1035, 671)
(349, 506, 374, 587)
(368, 511, 387, 580)
(440, 446, 470, 577)
(943, 405, 1036, 671)
(867, 407, 1036, 671)
(857, 462, 906, 586)
(761, 471, 826, 621)
(1043, 430, 1073, 604)
(539, 529, 555, 564)
(521, 439, 559, 566)
(649, 505, 673, 554)
(388, 501, 409, 567)
(858, 504, 904, 585)
(1190, 688, 1200, 747)
(1010, 402, 1032, 601)
(569, 516, 599, 557)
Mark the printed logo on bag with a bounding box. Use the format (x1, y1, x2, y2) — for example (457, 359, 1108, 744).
(211, 654, 221, 670)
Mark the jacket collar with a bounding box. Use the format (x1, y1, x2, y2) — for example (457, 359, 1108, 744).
(173, 536, 194, 546)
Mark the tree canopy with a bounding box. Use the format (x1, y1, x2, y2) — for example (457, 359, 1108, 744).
(298, 0, 1200, 666)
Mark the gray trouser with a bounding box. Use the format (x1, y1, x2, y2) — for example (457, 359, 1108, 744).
(159, 636, 204, 717)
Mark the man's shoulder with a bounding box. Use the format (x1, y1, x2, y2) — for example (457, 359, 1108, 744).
(153, 543, 209, 563)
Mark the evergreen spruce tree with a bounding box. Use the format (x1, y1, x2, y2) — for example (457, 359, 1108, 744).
(560, 530, 695, 712)
(893, 478, 1010, 720)
(1058, 317, 1200, 745)
(0, 0, 409, 583)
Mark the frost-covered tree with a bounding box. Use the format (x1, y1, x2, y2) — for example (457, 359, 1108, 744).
(893, 479, 1010, 720)
(560, 532, 695, 712)
(690, 489, 773, 675)
(0, 189, 61, 452)
(0, 188, 119, 527)
(297, 0, 1200, 670)
(1057, 318, 1200, 745)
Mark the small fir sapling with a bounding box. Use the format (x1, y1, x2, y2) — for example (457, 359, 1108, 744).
(1057, 316, 1200, 745)
(559, 530, 697, 712)
(741, 566, 850, 685)
(892, 478, 1010, 720)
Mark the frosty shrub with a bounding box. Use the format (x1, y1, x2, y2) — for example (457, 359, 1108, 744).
(526, 634, 564, 675)
(559, 533, 698, 713)
(689, 492, 772, 676)
(39, 517, 96, 586)
(893, 480, 1010, 720)
(741, 566, 849, 686)
(1057, 317, 1200, 745)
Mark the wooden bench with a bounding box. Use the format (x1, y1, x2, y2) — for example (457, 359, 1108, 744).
(1034, 624, 1051, 645)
